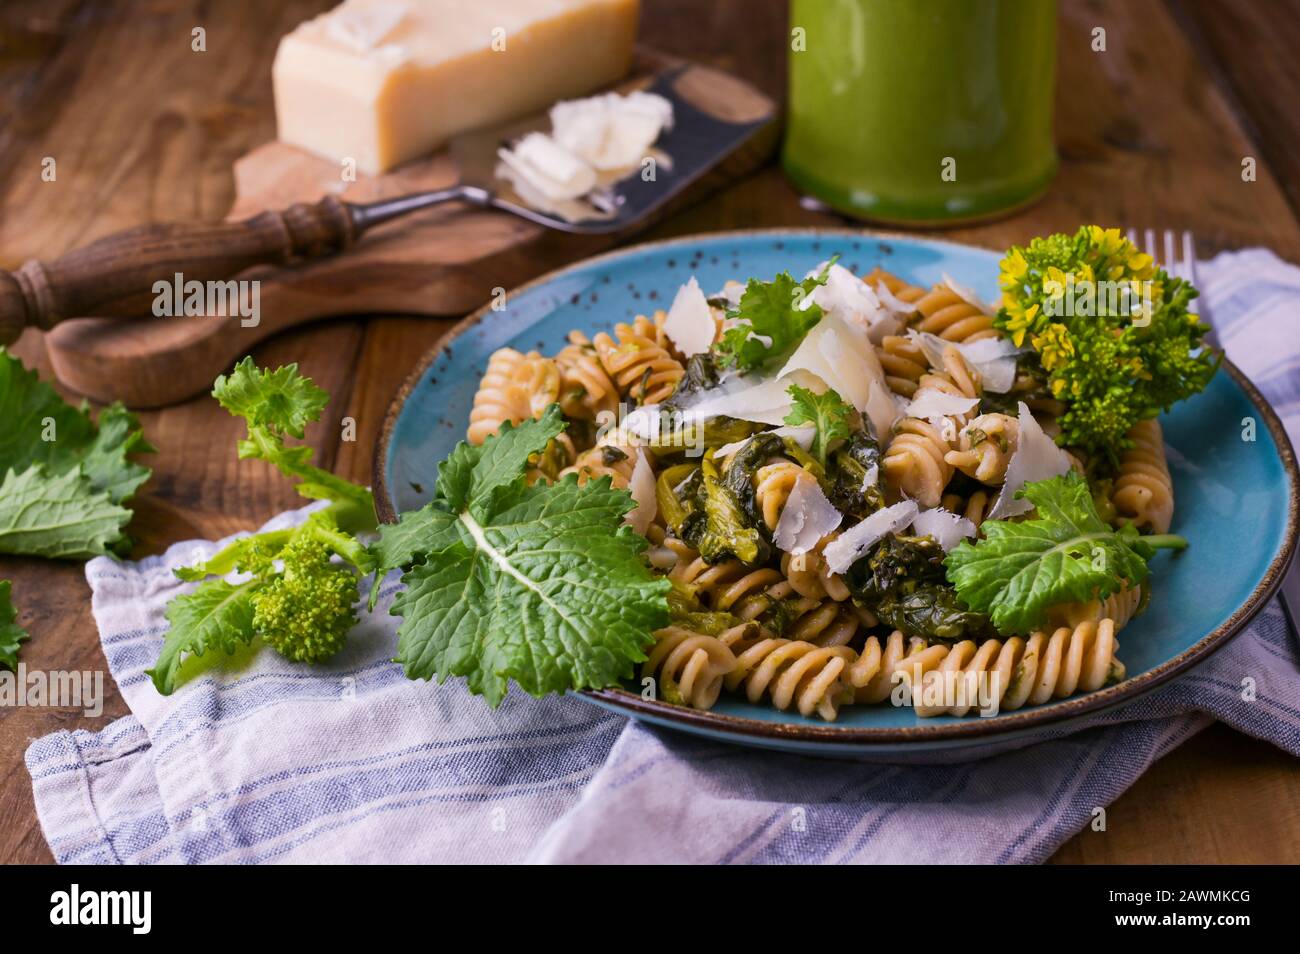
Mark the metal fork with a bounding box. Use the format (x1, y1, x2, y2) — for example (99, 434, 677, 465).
(1128, 228, 1300, 646)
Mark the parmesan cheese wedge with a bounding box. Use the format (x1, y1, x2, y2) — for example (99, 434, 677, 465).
(273, 0, 640, 174)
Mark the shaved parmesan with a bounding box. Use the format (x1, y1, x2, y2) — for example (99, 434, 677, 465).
(497, 132, 596, 202)
(624, 448, 658, 534)
(987, 402, 1073, 520)
(662, 277, 715, 357)
(911, 507, 976, 552)
(942, 272, 996, 315)
(713, 280, 745, 308)
(823, 499, 919, 574)
(905, 387, 978, 423)
(862, 463, 879, 492)
(683, 368, 822, 426)
(778, 312, 887, 413)
(550, 91, 674, 171)
(714, 424, 815, 460)
(801, 262, 900, 342)
(908, 329, 1022, 394)
(875, 279, 919, 316)
(773, 476, 843, 556)
(863, 380, 902, 444)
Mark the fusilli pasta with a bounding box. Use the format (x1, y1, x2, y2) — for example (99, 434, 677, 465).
(643, 624, 742, 710)
(1113, 419, 1174, 533)
(593, 315, 685, 405)
(912, 284, 998, 342)
(468, 348, 561, 445)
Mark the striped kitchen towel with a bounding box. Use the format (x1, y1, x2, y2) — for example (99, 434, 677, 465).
(25, 249, 1300, 864)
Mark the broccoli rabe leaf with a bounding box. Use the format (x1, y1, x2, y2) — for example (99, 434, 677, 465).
(784, 384, 853, 468)
(147, 579, 258, 695)
(72, 404, 156, 504)
(0, 581, 30, 671)
(0, 348, 152, 557)
(713, 266, 830, 372)
(212, 359, 329, 438)
(944, 473, 1183, 635)
(825, 430, 884, 519)
(436, 406, 566, 514)
(0, 466, 133, 559)
(213, 357, 374, 533)
(376, 409, 669, 705)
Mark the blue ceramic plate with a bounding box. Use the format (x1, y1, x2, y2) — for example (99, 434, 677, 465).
(375, 230, 1300, 761)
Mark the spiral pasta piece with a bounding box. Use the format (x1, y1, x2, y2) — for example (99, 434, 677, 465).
(919, 344, 982, 407)
(560, 442, 637, 489)
(878, 334, 928, 397)
(1047, 584, 1144, 633)
(556, 331, 619, 420)
(670, 544, 862, 648)
(782, 534, 851, 602)
(892, 620, 1124, 717)
(753, 459, 813, 531)
(593, 315, 685, 405)
(643, 625, 742, 710)
(883, 418, 953, 508)
(1113, 419, 1174, 533)
(723, 633, 856, 721)
(846, 630, 939, 704)
(945, 412, 1019, 485)
(467, 348, 561, 445)
(913, 284, 998, 342)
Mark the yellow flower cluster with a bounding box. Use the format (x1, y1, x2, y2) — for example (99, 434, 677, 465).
(998, 227, 1159, 350)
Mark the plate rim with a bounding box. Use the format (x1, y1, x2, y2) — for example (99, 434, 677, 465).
(372, 226, 1300, 746)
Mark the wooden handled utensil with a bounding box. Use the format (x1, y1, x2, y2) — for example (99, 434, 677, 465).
(2, 64, 775, 362)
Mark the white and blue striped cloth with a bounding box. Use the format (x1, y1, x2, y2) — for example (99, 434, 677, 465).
(26, 249, 1300, 864)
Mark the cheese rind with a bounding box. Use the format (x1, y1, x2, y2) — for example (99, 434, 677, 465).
(273, 0, 641, 174)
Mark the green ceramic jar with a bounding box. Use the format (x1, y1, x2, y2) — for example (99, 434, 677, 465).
(782, 0, 1059, 224)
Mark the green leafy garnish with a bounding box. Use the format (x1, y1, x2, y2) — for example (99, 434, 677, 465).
(944, 473, 1185, 635)
(996, 226, 1219, 465)
(0, 467, 132, 560)
(0, 348, 153, 557)
(784, 383, 852, 468)
(0, 580, 30, 671)
(214, 358, 374, 533)
(151, 580, 257, 693)
(147, 358, 377, 695)
(372, 406, 669, 706)
(713, 263, 832, 372)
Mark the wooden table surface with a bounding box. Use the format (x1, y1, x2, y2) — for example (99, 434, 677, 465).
(2, 0, 1298, 865)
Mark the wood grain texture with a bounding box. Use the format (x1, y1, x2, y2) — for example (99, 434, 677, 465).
(1, 0, 1299, 864)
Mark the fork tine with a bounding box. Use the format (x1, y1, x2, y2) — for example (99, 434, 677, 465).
(1182, 232, 1198, 301)
(1164, 230, 1177, 277)
(1126, 227, 1139, 248)
(1144, 228, 1158, 264)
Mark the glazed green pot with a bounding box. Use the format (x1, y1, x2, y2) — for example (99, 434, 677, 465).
(782, 0, 1059, 225)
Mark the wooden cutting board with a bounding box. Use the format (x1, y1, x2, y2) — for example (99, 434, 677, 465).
(42, 53, 778, 408)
